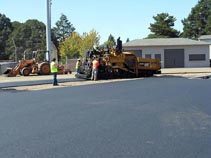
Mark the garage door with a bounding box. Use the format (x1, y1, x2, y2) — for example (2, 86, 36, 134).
(164, 49, 184, 68)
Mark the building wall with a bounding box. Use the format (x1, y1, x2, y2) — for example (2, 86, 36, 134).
(210, 45, 211, 59)
(184, 45, 209, 67)
(198, 39, 211, 60)
(124, 45, 210, 68)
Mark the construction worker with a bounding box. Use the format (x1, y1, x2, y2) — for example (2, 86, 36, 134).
(116, 37, 122, 54)
(91, 58, 100, 81)
(50, 58, 58, 86)
(75, 58, 81, 74)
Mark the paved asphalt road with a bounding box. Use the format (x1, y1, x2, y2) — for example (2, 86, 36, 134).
(0, 77, 211, 158)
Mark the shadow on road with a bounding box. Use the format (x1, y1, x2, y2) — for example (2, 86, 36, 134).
(0, 88, 28, 93)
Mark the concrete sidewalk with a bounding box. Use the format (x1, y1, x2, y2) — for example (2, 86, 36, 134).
(161, 67, 211, 74)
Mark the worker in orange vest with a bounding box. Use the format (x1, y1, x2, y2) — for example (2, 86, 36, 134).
(91, 58, 100, 81)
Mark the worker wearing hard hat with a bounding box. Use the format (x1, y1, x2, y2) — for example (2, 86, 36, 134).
(91, 58, 100, 81)
(75, 58, 81, 74)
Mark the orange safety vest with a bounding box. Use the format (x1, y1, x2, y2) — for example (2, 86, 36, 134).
(92, 60, 99, 69)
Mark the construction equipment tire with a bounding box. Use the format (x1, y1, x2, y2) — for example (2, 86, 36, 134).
(21, 67, 31, 76)
(39, 62, 50, 75)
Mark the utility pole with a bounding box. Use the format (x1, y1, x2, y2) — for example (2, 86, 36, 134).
(46, 0, 52, 61)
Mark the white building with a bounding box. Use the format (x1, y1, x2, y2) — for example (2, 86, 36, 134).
(123, 38, 210, 68)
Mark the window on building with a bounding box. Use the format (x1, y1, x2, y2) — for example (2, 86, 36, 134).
(145, 54, 151, 59)
(189, 54, 206, 61)
(155, 54, 161, 60)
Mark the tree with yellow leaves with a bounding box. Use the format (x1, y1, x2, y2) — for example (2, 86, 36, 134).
(59, 29, 100, 62)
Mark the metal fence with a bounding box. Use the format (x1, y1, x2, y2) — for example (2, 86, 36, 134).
(65, 59, 78, 73)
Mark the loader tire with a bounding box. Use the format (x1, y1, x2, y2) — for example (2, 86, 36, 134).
(21, 67, 31, 76)
(39, 62, 50, 75)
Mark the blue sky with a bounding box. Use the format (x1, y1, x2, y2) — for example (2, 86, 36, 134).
(1, 0, 198, 44)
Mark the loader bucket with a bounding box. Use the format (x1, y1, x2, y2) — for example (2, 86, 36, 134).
(3, 68, 16, 77)
(3, 68, 12, 74)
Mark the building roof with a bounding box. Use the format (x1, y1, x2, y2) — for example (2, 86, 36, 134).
(123, 38, 209, 47)
(198, 35, 211, 40)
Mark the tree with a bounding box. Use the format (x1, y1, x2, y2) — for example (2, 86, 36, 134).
(59, 29, 100, 61)
(104, 34, 116, 48)
(126, 38, 130, 42)
(182, 0, 211, 39)
(82, 29, 100, 51)
(59, 32, 82, 60)
(6, 19, 46, 60)
(52, 14, 75, 42)
(5, 21, 22, 60)
(204, 16, 211, 34)
(147, 13, 180, 38)
(0, 13, 13, 59)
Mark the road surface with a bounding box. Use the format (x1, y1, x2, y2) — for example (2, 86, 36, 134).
(0, 77, 211, 158)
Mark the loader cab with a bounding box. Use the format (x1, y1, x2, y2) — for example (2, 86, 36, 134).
(32, 50, 49, 62)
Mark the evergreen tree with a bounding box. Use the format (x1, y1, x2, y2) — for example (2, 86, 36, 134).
(7, 19, 46, 60)
(52, 14, 75, 42)
(0, 13, 13, 59)
(205, 16, 211, 34)
(182, 0, 211, 39)
(147, 13, 180, 38)
(104, 34, 116, 48)
(5, 21, 22, 60)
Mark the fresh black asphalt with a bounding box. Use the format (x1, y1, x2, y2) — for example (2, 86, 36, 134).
(0, 77, 211, 158)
